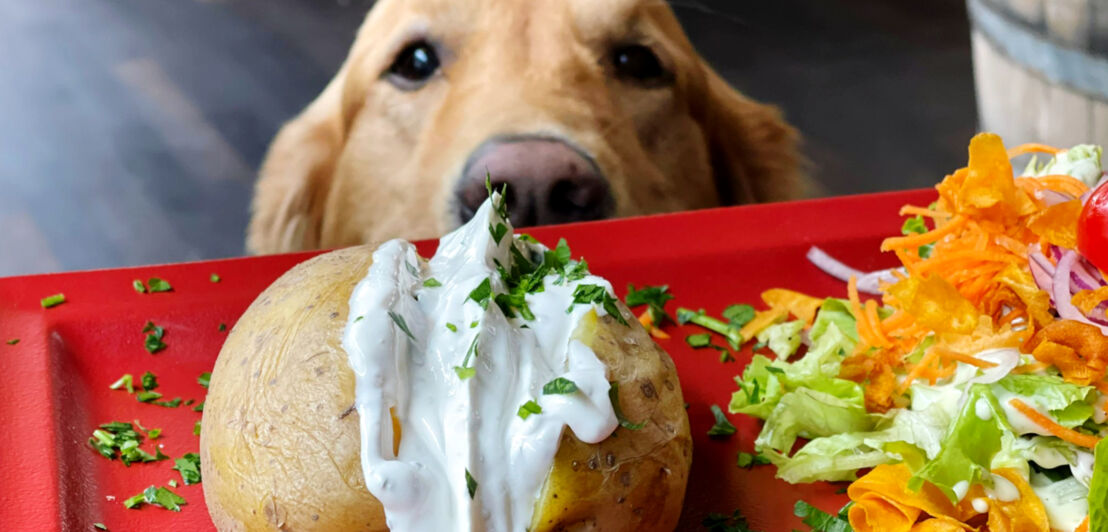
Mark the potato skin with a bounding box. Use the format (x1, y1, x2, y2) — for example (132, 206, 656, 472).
(201, 246, 691, 531)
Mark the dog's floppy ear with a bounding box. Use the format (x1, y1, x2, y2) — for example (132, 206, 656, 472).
(246, 72, 348, 254)
(692, 64, 807, 204)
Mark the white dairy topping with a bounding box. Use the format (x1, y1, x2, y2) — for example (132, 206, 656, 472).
(990, 473, 1020, 502)
(1031, 474, 1090, 532)
(953, 480, 970, 501)
(975, 398, 993, 421)
(971, 497, 989, 513)
(342, 197, 619, 532)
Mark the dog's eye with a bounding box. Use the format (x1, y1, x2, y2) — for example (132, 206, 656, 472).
(387, 41, 441, 87)
(611, 44, 669, 85)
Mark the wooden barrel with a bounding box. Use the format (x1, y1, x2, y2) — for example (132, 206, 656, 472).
(968, 0, 1108, 148)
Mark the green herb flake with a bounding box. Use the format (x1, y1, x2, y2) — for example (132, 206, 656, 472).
(702, 509, 754, 532)
(218, 323, 227, 332)
(147, 428, 162, 439)
(123, 485, 186, 512)
(793, 500, 853, 532)
(736, 452, 770, 469)
(608, 381, 646, 430)
(93, 523, 108, 531)
(147, 278, 173, 293)
(489, 222, 509, 244)
(900, 215, 934, 259)
(423, 278, 442, 288)
(109, 374, 134, 393)
(454, 334, 480, 380)
(198, 371, 211, 389)
(87, 422, 168, 466)
(209, 273, 221, 283)
(5, 338, 17, 345)
(40, 293, 66, 308)
(465, 468, 478, 499)
(625, 284, 675, 326)
(142, 321, 167, 354)
(141, 371, 158, 391)
(193, 420, 201, 436)
(136, 391, 162, 403)
(446, 322, 458, 332)
(154, 397, 182, 408)
(167, 479, 178, 488)
(686, 333, 712, 348)
(707, 404, 736, 439)
(517, 400, 543, 420)
(721, 304, 756, 328)
(173, 452, 202, 485)
(454, 366, 477, 380)
(542, 377, 578, 395)
(467, 278, 493, 309)
(719, 350, 735, 363)
(675, 307, 743, 348)
(567, 284, 628, 326)
(469, 321, 479, 328)
(133, 280, 147, 293)
(192, 401, 204, 412)
(387, 311, 417, 342)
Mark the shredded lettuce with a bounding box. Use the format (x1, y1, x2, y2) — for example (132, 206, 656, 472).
(1090, 438, 1108, 532)
(994, 374, 1097, 429)
(808, 298, 858, 347)
(1022, 144, 1104, 186)
(754, 387, 877, 455)
(756, 320, 805, 360)
(1031, 473, 1090, 532)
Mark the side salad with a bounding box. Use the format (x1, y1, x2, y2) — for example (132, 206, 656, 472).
(676, 134, 1108, 531)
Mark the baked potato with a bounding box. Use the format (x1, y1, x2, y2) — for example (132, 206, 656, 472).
(200, 245, 692, 531)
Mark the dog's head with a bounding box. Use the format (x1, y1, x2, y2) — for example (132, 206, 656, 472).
(248, 0, 804, 253)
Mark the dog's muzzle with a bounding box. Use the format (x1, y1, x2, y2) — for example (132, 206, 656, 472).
(455, 135, 613, 228)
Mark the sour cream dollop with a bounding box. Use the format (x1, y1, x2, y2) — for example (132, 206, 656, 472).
(341, 196, 620, 531)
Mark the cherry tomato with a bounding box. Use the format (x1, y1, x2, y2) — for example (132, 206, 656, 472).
(1078, 178, 1108, 271)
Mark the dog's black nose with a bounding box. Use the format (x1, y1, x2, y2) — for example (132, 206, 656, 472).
(456, 137, 613, 227)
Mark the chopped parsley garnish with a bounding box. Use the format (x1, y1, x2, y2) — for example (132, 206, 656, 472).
(141, 371, 158, 391)
(625, 284, 675, 326)
(453, 334, 480, 380)
(752, 341, 767, 352)
(707, 404, 736, 439)
(193, 420, 201, 436)
(736, 452, 770, 469)
(147, 278, 173, 293)
(109, 374, 134, 393)
(167, 480, 177, 488)
(490, 222, 509, 244)
(198, 372, 211, 388)
(133, 280, 147, 293)
(123, 485, 186, 512)
(686, 333, 712, 348)
(136, 391, 162, 403)
(702, 509, 755, 532)
(445, 322, 458, 332)
(467, 278, 493, 309)
(192, 401, 204, 412)
(608, 381, 646, 430)
(469, 321, 479, 328)
(209, 273, 221, 283)
(387, 311, 416, 341)
(88, 422, 168, 465)
(93, 523, 107, 530)
(142, 321, 167, 354)
(676, 308, 743, 349)
(423, 278, 442, 288)
(794, 500, 853, 532)
(542, 377, 578, 395)
(147, 428, 162, 439)
(465, 468, 478, 499)
(353, 316, 364, 323)
(721, 304, 756, 328)
(5, 338, 16, 345)
(567, 284, 627, 325)
(218, 323, 227, 332)
(40, 293, 66, 308)
(173, 452, 202, 485)
(517, 400, 543, 420)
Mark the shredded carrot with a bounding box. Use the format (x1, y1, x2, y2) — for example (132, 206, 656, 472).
(848, 276, 881, 348)
(1095, 380, 1108, 396)
(1009, 398, 1101, 449)
(865, 300, 891, 347)
(933, 346, 998, 369)
(898, 205, 951, 219)
(1035, 174, 1089, 197)
(1075, 516, 1089, 532)
(1007, 142, 1061, 157)
(637, 310, 670, 340)
(899, 347, 941, 394)
(880, 216, 968, 252)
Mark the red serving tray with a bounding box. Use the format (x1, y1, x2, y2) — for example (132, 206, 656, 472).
(0, 188, 936, 532)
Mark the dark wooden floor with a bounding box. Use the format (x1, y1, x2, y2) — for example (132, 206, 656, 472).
(0, 0, 977, 276)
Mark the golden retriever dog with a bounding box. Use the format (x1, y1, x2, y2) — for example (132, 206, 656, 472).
(247, 0, 804, 254)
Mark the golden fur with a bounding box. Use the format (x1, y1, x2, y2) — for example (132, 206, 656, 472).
(247, 0, 804, 254)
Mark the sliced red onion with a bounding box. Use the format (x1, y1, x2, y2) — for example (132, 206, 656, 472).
(1053, 251, 1108, 334)
(806, 246, 899, 295)
(1037, 188, 1075, 206)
